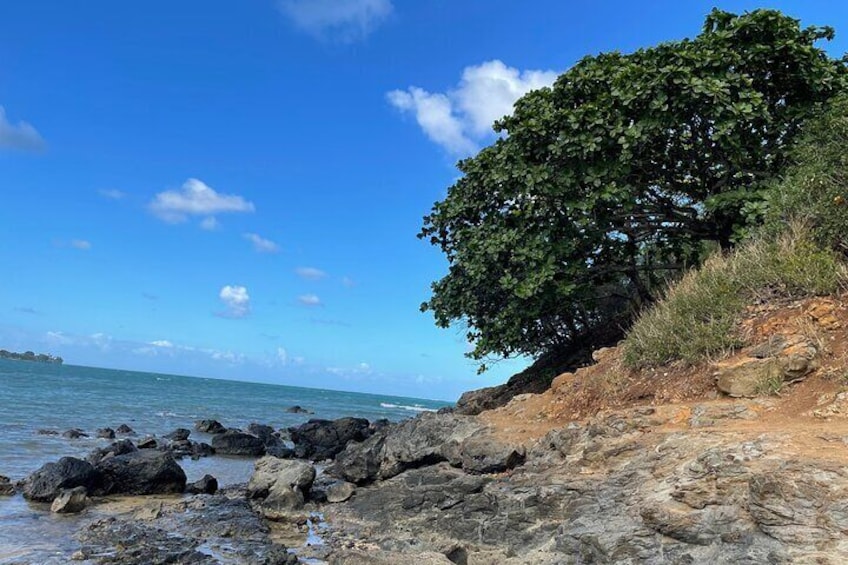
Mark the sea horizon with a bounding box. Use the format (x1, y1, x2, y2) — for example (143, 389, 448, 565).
(14, 358, 455, 405)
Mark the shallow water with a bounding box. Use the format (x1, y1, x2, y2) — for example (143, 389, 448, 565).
(0, 359, 449, 563)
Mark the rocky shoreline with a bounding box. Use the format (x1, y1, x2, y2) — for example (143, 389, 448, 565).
(4, 393, 848, 564)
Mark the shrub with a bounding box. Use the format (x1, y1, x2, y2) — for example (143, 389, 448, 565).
(622, 225, 846, 368)
(766, 95, 848, 254)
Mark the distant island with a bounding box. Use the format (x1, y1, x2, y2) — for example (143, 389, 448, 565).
(0, 349, 63, 364)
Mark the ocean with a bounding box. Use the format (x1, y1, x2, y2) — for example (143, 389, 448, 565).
(0, 359, 450, 563)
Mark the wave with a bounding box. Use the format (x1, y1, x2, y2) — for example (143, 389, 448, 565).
(380, 402, 436, 413)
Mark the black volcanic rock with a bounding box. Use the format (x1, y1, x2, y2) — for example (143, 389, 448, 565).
(288, 417, 371, 461)
(22, 457, 100, 502)
(211, 430, 265, 457)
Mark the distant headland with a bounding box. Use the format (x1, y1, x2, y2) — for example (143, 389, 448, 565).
(0, 349, 63, 364)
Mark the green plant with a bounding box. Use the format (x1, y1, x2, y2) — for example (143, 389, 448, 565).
(421, 9, 847, 369)
(766, 95, 848, 254)
(622, 225, 846, 368)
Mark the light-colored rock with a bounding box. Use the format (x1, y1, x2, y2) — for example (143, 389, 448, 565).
(248, 456, 315, 514)
(326, 480, 356, 503)
(51, 486, 88, 513)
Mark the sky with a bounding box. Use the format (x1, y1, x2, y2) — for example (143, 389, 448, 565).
(1, 1, 847, 401)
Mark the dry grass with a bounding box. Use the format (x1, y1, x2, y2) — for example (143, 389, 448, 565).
(622, 224, 847, 368)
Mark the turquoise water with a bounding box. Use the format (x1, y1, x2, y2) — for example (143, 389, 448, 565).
(0, 359, 450, 563)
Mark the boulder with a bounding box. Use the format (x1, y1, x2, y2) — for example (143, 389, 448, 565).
(137, 436, 158, 449)
(326, 481, 356, 503)
(94, 451, 186, 495)
(330, 413, 485, 483)
(288, 417, 371, 461)
(195, 419, 226, 434)
(211, 430, 266, 457)
(37, 429, 59, 436)
(458, 433, 526, 474)
(715, 337, 819, 398)
(285, 405, 312, 414)
(163, 428, 191, 441)
(51, 486, 88, 513)
(190, 442, 215, 459)
(310, 475, 355, 503)
(96, 428, 116, 439)
(22, 457, 100, 502)
(86, 438, 139, 465)
(248, 456, 315, 514)
(115, 424, 135, 435)
(247, 423, 276, 442)
(63, 428, 88, 439)
(0, 475, 15, 496)
(186, 474, 218, 495)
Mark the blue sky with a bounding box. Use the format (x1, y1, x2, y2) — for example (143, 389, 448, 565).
(1, 1, 846, 400)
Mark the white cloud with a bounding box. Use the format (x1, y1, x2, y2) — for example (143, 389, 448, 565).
(149, 178, 255, 225)
(388, 60, 558, 156)
(244, 233, 280, 253)
(219, 285, 251, 318)
(45, 331, 73, 345)
(200, 217, 220, 231)
(277, 347, 288, 365)
(298, 293, 322, 307)
(279, 0, 392, 42)
(327, 361, 373, 376)
(99, 189, 125, 200)
(341, 276, 356, 288)
(70, 239, 91, 250)
(0, 106, 45, 151)
(295, 267, 327, 280)
(150, 340, 174, 348)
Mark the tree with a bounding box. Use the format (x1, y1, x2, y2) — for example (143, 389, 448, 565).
(420, 9, 847, 368)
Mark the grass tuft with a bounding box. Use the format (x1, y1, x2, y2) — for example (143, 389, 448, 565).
(622, 224, 846, 368)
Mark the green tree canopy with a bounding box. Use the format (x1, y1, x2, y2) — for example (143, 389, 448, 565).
(420, 9, 847, 368)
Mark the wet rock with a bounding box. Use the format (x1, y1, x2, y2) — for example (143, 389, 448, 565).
(0, 475, 15, 496)
(285, 405, 312, 414)
(37, 429, 59, 435)
(248, 456, 315, 515)
(248, 423, 276, 442)
(116, 423, 135, 435)
(63, 428, 89, 439)
(211, 430, 266, 457)
(22, 457, 100, 502)
(77, 494, 299, 564)
(94, 451, 186, 495)
(164, 428, 191, 441)
(97, 428, 116, 439)
(86, 438, 139, 465)
(186, 474, 218, 495)
(195, 419, 226, 434)
(289, 417, 371, 461)
(266, 444, 295, 459)
(190, 441, 215, 459)
(51, 486, 88, 513)
(137, 435, 158, 449)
